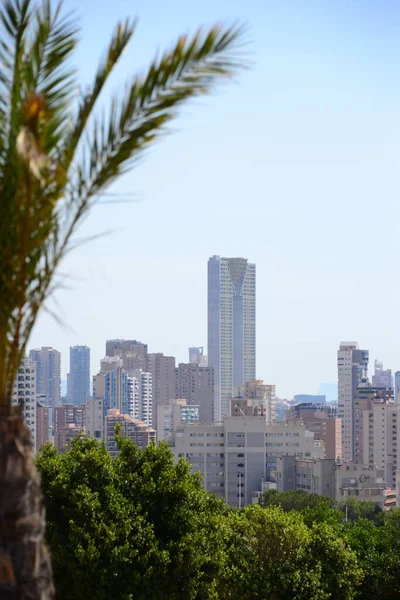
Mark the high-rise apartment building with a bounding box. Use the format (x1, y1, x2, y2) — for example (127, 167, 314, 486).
(371, 360, 393, 389)
(54, 404, 86, 452)
(146, 353, 175, 429)
(353, 387, 393, 465)
(29, 347, 61, 411)
(362, 401, 400, 489)
(208, 256, 256, 422)
(106, 339, 148, 371)
(68, 345, 90, 406)
(13, 357, 37, 448)
(36, 401, 49, 451)
(130, 370, 153, 426)
(337, 342, 369, 462)
(175, 362, 214, 423)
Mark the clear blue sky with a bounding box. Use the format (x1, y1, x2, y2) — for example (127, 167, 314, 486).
(30, 0, 400, 398)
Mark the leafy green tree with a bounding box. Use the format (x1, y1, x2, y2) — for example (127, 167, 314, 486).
(0, 0, 245, 596)
(37, 436, 228, 600)
(340, 498, 384, 525)
(259, 488, 336, 512)
(220, 504, 361, 600)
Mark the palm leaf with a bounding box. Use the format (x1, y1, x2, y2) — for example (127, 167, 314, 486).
(0, 5, 247, 404)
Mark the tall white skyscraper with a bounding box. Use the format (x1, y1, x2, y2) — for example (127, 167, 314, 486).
(208, 256, 256, 421)
(337, 342, 369, 463)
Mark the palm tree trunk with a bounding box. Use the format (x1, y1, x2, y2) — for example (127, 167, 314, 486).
(0, 403, 54, 599)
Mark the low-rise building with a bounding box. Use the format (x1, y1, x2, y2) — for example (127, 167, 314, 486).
(274, 457, 388, 508)
(172, 415, 324, 507)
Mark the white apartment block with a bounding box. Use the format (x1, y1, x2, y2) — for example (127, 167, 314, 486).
(362, 401, 400, 489)
(172, 417, 324, 507)
(337, 342, 369, 463)
(129, 370, 152, 427)
(13, 357, 37, 448)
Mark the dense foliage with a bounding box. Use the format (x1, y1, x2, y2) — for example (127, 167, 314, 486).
(37, 438, 400, 600)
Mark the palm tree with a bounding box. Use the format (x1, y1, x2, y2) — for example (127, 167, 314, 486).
(0, 0, 246, 597)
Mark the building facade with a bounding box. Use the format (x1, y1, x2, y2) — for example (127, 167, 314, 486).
(129, 370, 153, 426)
(85, 397, 104, 440)
(54, 404, 86, 452)
(13, 357, 37, 448)
(29, 346, 61, 413)
(36, 401, 49, 451)
(105, 409, 156, 457)
(172, 416, 323, 507)
(362, 401, 400, 489)
(146, 353, 175, 429)
(208, 256, 256, 422)
(175, 362, 214, 423)
(337, 342, 369, 462)
(273, 457, 387, 508)
(68, 345, 90, 406)
(157, 399, 199, 442)
(287, 403, 342, 460)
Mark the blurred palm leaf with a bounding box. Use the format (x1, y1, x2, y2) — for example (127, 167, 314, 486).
(0, 0, 247, 402)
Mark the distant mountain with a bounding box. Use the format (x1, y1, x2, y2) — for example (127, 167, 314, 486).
(319, 383, 338, 402)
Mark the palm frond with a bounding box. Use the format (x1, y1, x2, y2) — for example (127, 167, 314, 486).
(80, 24, 247, 198)
(63, 17, 136, 169)
(23, 0, 78, 155)
(0, 13, 247, 404)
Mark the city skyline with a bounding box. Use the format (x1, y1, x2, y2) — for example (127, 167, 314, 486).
(27, 0, 400, 399)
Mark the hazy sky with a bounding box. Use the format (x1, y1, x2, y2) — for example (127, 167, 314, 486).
(30, 0, 400, 398)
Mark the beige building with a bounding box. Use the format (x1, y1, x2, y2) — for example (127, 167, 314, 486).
(273, 457, 388, 508)
(85, 397, 104, 440)
(175, 363, 214, 423)
(353, 388, 393, 464)
(147, 353, 175, 429)
(287, 403, 341, 460)
(172, 416, 324, 507)
(362, 401, 400, 489)
(236, 380, 276, 424)
(105, 409, 156, 457)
